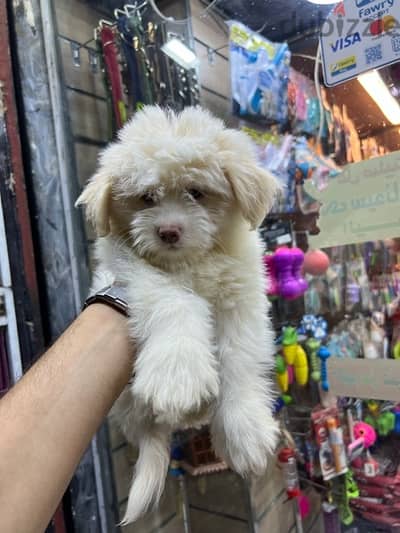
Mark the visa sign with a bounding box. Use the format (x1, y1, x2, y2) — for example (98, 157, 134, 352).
(330, 32, 362, 53)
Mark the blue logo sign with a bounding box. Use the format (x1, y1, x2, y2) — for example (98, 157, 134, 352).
(356, 0, 374, 6)
(330, 32, 362, 53)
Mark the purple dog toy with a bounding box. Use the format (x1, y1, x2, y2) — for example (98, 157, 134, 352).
(272, 247, 308, 300)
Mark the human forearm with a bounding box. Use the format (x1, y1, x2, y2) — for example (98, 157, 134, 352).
(0, 304, 133, 533)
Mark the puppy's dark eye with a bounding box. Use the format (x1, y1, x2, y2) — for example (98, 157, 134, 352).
(141, 193, 155, 206)
(188, 189, 204, 200)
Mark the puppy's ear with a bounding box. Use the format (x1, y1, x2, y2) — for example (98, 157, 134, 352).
(224, 165, 278, 229)
(75, 170, 112, 237)
(218, 130, 279, 229)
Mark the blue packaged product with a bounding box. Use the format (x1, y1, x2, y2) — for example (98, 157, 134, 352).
(228, 21, 290, 124)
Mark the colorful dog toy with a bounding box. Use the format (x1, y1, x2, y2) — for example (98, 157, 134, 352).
(294, 345, 309, 386)
(282, 326, 299, 365)
(306, 338, 321, 382)
(303, 249, 330, 276)
(276, 355, 289, 393)
(353, 421, 377, 449)
(318, 345, 331, 391)
(281, 327, 309, 386)
(272, 247, 308, 300)
(300, 314, 328, 340)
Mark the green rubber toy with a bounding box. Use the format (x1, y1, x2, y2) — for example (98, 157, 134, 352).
(281, 394, 293, 405)
(276, 355, 286, 374)
(364, 414, 378, 429)
(377, 411, 395, 437)
(282, 326, 298, 346)
(306, 338, 321, 382)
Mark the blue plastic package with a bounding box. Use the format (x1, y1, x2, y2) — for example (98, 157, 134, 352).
(228, 21, 290, 124)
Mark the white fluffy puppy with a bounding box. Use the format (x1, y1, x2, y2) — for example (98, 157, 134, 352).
(77, 106, 280, 524)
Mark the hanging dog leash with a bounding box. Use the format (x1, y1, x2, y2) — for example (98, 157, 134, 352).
(124, 11, 155, 105)
(99, 23, 127, 129)
(116, 14, 144, 110)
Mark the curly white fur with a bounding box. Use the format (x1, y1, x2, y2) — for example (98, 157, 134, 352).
(76, 106, 280, 525)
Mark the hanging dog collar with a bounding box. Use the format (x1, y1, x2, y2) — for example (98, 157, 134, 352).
(99, 25, 127, 129)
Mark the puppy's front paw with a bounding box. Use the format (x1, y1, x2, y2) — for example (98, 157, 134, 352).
(211, 399, 279, 476)
(132, 339, 220, 424)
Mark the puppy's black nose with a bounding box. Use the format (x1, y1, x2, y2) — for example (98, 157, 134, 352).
(157, 225, 182, 244)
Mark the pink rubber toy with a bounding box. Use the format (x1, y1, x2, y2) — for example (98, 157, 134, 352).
(353, 422, 377, 449)
(263, 254, 279, 297)
(298, 493, 311, 519)
(287, 365, 295, 385)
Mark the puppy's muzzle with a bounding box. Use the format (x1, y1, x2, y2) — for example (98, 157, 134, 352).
(157, 225, 182, 245)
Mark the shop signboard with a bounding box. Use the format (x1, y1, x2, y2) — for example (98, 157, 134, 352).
(320, 0, 400, 86)
(304, 151, 400, 248)
(329, 358, 400, 401)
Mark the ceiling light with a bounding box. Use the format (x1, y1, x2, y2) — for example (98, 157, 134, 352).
(358, 70, 400, 125)
(161, 37, 199, 70)
(306, 0, 340, 4)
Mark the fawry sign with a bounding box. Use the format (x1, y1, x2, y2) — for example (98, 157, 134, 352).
(320, 0, 400, 86)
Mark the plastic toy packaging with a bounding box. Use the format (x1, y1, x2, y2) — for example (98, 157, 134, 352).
(228, 21, 290, 124)
(326, 263, 344, 314)
(311, 406, 348, 481)
(292, 137, 340, 216)
(304, 276, 326, 316)
(288, 69, 320, 136)
(261, 134, 295, 213)
(243, 127, 295, 212)
(345, 257, 372, 314)
(327, 316, 364, 359)
(294, 137, 340, 192)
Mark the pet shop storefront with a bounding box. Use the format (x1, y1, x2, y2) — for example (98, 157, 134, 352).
(1, 0, 400, 532)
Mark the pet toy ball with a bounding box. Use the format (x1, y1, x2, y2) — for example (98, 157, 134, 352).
(306, 338, 321, 382)
(303, 249, 330, 276)
(294, 345, 309, 386)
(353, 422, 377, 449)
(276, 355, 289, 393)
(282, 326, 298, 365)
(317, 345, 331, 391)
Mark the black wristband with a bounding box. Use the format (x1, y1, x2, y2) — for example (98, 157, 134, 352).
(84, 284, 129, 317)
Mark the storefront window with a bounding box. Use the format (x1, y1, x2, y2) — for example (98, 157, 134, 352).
(49, 0, 400, 531)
